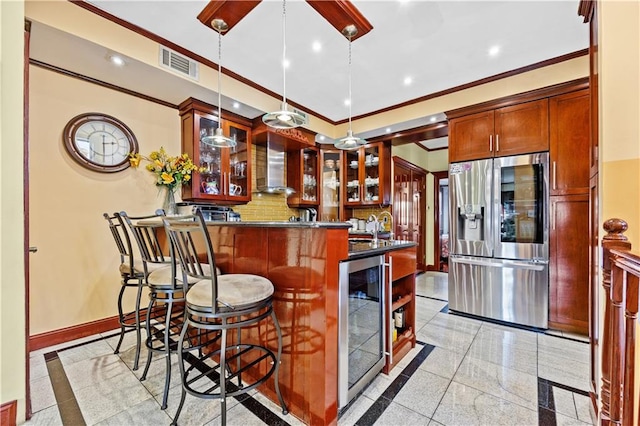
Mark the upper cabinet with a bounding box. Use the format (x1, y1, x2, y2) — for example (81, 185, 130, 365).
(179, 98, 252, 204)
(549, 89, 590, 196)
(342, 142, 391, 207)
(448, 99, 549, 162)
(287, 146, 319, 207)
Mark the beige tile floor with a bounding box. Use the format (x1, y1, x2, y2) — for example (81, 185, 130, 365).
(26, 272, 594, 426)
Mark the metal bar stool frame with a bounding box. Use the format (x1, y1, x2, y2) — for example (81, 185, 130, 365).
(120, 210, 184, 410)
(162, 211, 288, 426)
(103, 212, 146, 371)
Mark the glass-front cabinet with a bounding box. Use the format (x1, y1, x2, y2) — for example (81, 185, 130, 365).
(319, 149, 342, 221)
(287, 146, 319, 207)
(343, 142, 388, 207)
(179, 98, 252, 204)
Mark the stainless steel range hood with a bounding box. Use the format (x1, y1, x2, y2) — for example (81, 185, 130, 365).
(254, 141, 295, 194)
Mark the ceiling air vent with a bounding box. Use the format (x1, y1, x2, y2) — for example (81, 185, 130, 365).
(159, 46, 199, 81)
(292, 108, 309, 125)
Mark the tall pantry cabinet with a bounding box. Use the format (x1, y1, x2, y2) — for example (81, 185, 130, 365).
(548, 89, 590, 333)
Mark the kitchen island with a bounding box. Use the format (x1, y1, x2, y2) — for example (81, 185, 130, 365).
(193, 221, 416, 425)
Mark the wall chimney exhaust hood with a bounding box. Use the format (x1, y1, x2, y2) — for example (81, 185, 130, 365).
(252, 124, 315, 194)
(254, 141, 294, 194)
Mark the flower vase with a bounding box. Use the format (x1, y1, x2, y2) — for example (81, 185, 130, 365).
(163, 187, 178, 216)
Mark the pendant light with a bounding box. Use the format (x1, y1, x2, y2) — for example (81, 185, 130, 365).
(202, 19, 236, 148)
(335, 25, 366, 150)
(262, 0, 305, 129)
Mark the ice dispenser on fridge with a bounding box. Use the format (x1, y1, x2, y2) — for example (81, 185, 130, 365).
(458, 204, 485, 242)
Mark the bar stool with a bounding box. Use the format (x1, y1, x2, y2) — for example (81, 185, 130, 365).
(162, 211, 288, 426)
(120, 210, 181, 410)
(103, 212, 147, 370)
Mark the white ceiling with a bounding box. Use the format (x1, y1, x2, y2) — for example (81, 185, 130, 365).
(28, 0, 589, 142)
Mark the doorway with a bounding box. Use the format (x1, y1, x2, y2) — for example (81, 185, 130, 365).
(432, 171, 449, 272)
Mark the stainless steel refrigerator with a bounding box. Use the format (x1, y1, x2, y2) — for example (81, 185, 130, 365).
(448, 152, 550, 328)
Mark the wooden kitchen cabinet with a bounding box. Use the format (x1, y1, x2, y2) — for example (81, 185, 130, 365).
(383, 245, 417, 374)
(179, 98, 252, 204)
(342, 141, 391, 207)
(287, 146, 319, 207)
(393, 157, 427, 270)
(549, 89, 590, 196)
(448, 98, 549, 162)
(549, 194, 589, 333)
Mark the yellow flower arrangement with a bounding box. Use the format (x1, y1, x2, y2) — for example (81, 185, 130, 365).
(129, 147, 205, 190)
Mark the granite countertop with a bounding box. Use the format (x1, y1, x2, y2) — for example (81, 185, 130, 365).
(347, 239, 417, 259)
(348, 230, 392, 238)
(205, 220, 352, 229)
(138, 218, 352, 229)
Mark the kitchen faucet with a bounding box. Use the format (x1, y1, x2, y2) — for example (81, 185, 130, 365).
(377, 211, 394, 241)
(367, 211, 394, 244)
(367, 214, 380, 244)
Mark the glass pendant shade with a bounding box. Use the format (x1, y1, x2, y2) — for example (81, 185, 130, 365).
(263, 0, 303, 130)
(262, 102, 306, 129)
(335, 25, 366, 150)
(203, 18, 236, 148)
(334, 129, 365, 150)
(202, 127, 236, 148)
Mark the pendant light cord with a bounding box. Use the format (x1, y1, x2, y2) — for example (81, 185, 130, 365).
(347, 33, 353, 132)
(217, 29, 223, 130)
(281, 0, 287, 105)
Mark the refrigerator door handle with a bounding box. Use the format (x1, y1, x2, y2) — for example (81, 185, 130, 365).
(450, 256, 547, 271)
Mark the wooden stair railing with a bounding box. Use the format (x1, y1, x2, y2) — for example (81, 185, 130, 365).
(600, 218, 640, 425)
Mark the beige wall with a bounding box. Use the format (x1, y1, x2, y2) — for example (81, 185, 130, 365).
(29, 66, 181, 334)
(1, 0, 26, 422)
(599, 0, 640, 245)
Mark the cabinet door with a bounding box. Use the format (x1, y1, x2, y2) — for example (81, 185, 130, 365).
(549, 194, 589, 333)
(287, 147, 319, 207)
(362, 144, 383, 205)
(192, 114, 225, 201)
(494, 99, 549, 157)
(225, 121, 251, 202)
(343, 149, 361, 205)
(448, 110, 494, 162)
(549, 90, 590, 196)
(319, 150, 341, 221)
(394, 164, 412, 241)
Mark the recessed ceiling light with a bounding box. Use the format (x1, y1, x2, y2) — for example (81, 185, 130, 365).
(318, 135, 325, 141)
(430, 116, 437, 122)
(488, 45, 501, 57)
(282, 58, 290, 69)
(312, 41, 322, 52)
(344, 98, 351, 107)
(386, 127, 392, 133)
(109, 55, 125, 66)
(233, 102, 240, 109)
(403, 76, 413, 86)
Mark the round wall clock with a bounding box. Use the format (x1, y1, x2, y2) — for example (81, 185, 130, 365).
(63, 113, 138, 173)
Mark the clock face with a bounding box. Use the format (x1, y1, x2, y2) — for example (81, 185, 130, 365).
(63, 113, 139, 173)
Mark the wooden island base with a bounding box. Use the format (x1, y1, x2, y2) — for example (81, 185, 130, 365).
(181, 222, 417, 425)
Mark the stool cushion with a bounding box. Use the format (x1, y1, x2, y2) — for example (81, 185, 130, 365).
(119, 258, 169, 277)
(147, 264, 222, 288)
(187, 274, 274, 310)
